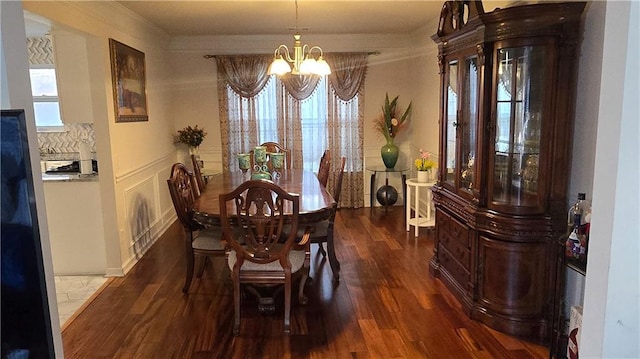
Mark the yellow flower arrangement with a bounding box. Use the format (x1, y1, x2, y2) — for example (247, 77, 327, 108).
(415, 149, 435, 172)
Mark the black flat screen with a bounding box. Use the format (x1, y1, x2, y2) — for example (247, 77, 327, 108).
(1, 109, 55, 358)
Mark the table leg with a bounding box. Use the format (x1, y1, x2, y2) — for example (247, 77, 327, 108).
(384, 174, 389, 213)
(427, 185, 432, 220)
(415, 185, 420, 237)
(402, 174, 407, 210)
(406, 183, 411, 232)
(326, 223, 341, 283)
(370, 172, 376, 208)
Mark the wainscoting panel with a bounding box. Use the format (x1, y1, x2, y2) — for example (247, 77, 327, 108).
(123, 175, 159, 261)
(119, 154, 181, 274)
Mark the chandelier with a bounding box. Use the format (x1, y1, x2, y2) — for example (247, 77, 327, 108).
(268, 0, 331, 76)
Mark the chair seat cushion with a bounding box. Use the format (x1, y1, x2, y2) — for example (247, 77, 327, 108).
(227, 247, 306, 272)
(193, 227, 226, 251)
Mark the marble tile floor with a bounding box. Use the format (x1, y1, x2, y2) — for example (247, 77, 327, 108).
(54, 275, 108, 328)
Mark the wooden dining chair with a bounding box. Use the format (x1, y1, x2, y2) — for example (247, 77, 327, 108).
(317, 150, 331, 188)
(300, 157, 346, 283)
(190, 154, 206, 197)
(167, 163, 226, 293)
(219, 179, 313, 335)
(249, 142, 291, 171)
(261, 142, 291, 170)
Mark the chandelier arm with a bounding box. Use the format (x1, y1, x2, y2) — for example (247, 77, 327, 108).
(275, 45, 294, 63)
(301, 44, 311, 58)
(307, 46, 324, 57)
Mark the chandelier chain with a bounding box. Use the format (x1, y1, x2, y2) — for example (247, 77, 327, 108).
(295, 0, 299, 32)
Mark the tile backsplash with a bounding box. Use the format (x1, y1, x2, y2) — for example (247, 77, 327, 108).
(38, 123, 96, 160)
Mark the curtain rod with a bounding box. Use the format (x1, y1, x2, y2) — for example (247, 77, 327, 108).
(203, 51, 380, 59)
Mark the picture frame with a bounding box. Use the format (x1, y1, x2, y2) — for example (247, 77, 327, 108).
(109, 39, 148, 122)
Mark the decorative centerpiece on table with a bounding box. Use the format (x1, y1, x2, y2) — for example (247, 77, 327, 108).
(415, 149, 436, 182)
(374, 93, 412, 169)
(177, 125, 207, 156)
(250, 146, 272, 180)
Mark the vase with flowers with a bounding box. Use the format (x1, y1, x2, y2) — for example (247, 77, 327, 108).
(177, 125, 207, 156)
(415, 149, 436, 182)
(374, 93, 412, 169)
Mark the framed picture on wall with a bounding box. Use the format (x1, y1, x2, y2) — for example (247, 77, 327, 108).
(109, 39, 148, 122)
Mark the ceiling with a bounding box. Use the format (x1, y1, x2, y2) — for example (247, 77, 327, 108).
(116, 1, 447, 36)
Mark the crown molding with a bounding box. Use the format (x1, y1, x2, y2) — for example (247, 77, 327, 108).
(23, 1, 170, 45)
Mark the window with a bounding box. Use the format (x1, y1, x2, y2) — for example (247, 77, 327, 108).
(29, 67, 63, 127)
(234, 76, 329, 172)
(300, 78, 328, 171)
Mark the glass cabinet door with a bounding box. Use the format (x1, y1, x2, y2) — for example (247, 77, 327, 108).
(444, 60, 458, 187)
(460, 56, 478, 192)
(443, 56, 479, 196)
(491, 46, 545, 210)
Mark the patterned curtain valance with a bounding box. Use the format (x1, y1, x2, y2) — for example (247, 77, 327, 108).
(215, 53, 368, 101)
(215, 55, 272, 98)
(326, 53, 368, 101)
(280, 74, 320, 101)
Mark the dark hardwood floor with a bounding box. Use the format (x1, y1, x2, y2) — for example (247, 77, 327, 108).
(61, 207, 549, 358)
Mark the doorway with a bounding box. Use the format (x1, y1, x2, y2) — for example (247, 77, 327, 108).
(24, 10, 109, 328)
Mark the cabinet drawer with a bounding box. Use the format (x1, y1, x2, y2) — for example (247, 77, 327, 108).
(437, 210, 471, 248)
(440, 231, 471, 269)
(440, 246, 471, 289)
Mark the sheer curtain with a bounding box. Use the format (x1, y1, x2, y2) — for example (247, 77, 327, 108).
(216, 53, 367, 208)
(216, 55, 271, 170)
(325, 53, 367, 208)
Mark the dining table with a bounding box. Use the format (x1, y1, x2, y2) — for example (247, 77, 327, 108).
(193, 169, 335, 225)
(193, 169, 338, 311)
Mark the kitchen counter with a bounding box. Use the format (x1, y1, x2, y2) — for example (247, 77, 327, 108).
(42, 173, 99, 182)
(42, 175, 106, 275)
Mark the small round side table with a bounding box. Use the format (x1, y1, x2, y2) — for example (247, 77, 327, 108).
(405, 178, 436, 237)
(201, 169, 220, 184)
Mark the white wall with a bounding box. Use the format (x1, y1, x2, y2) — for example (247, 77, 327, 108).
(167, 45, 220, 171)
(563, 0, 606, 326)
(52, 27, 95, 123)
(364, 49, 419, 206)
(0, 1, 64, 356)
(582, 1, 639, 357)
(22, 1, 180, 275)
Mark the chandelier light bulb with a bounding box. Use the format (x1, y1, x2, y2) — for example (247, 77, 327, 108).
(269, 55, 292, 75)
(299, 57, 318, 74)
(315, 56, 331, 76)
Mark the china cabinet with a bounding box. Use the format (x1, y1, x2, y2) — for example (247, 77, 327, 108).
(429, 0, 585, 340)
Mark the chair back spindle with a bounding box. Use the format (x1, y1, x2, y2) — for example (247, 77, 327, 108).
(191, 154, 206, 196)
(167, 163, 202, 231)
(317, 150, 331, 188)
(332, 157, 347, 204)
